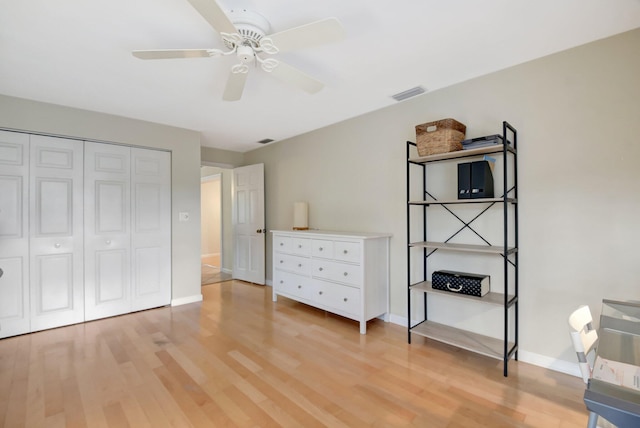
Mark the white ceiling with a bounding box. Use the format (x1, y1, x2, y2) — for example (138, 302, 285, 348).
(1, 0, 639, 153)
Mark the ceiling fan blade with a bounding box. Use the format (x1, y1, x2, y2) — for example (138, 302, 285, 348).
(267, 17, 345, 53)
(223, 71, 248, 101)
(186, 0, 237, 34)
(132, 49, 212, 59)
(269, 61, 324, 94)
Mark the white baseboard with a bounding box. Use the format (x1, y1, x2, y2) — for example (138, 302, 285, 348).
(222, 268, 232, 274)
(171, 294, 203, 306)
(387, 314, 581, 378)
(201, 252, 220, 259)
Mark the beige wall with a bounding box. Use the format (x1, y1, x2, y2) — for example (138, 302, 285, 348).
(0, 94, 203, 304)
(243, 28, 640, 372)
(201, 146, 243, 167)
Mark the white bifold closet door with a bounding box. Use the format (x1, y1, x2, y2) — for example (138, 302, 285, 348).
(0, 130, 30, 337)
(130, 148, 171, 312)
(29, 135, 85, 332)
(84, 142, 132, 320)
(84, 142, 170, 321)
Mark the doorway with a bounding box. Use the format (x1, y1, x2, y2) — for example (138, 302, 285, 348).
(201, 169, 232, 285)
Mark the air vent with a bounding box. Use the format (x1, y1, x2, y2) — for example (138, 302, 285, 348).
(257, 138, 274, 144)
(391, 86, 426, 102)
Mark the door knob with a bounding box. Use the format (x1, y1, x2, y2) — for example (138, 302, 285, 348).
(256, 228, 266, 233)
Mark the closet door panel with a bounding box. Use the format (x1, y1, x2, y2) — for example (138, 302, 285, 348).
(29, 135, 84, 332)
(84, 142, 132, 321)
(0, 131, 30, 338)
(131, 148, 171, 311)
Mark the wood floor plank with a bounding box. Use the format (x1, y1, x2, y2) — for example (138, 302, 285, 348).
(0, 280, 593, 427)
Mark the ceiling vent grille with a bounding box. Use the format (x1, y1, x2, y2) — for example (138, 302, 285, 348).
(391, 86, 426, 102)
(257, 138, 274, 144)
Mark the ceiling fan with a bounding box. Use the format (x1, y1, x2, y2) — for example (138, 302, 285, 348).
(132, 0, 345, 101)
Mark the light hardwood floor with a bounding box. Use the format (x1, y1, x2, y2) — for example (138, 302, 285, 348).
(1, 280, 589, 427)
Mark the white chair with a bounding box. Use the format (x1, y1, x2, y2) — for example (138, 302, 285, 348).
(568, 305, 616, 428)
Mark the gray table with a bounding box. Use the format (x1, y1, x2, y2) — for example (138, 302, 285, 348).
(584, 299, 640, 428)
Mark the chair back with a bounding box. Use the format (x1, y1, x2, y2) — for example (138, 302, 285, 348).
(568, 305, 599, 384)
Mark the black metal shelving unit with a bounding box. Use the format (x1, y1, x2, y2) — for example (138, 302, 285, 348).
(406, 121, 519, 377)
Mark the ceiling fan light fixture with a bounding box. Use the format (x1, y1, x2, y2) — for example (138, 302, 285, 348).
(236, 45, 255, 63)
(391, 86, 427, 102)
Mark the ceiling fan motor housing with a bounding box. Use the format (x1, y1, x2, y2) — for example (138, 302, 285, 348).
(225, 9, 271, 48)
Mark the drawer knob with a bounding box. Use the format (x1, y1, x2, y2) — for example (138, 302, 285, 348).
(298, 244, 302, 248)
(319, 291, 323, 295)
(279, 260, 283, 264)
(279, 280, 283, 284)
(297, 285, 302, 289)
(343, 250, 348, 254)
(298, 264, 302, 268)
(343, 298, 348, 302)
(280, 242, 284, 246)
(343, 272, 348, 276)
(318, 267, 323, 271)
(319, 247, 323, 251)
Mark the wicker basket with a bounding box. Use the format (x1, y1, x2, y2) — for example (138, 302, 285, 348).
(415, 118, 466, 156)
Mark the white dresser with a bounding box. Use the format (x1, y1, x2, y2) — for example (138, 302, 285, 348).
(271, 230, 391, 334)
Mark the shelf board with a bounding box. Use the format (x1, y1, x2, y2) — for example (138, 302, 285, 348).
(408, 144, 515, 164)
(409, 241, 517, 255)
(410, 320, 516, 361)
(411, 281, 516, 306)
(409, 197, 517, 205)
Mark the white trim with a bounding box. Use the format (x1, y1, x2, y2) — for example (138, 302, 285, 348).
(171, 294, 203, 306)
(201, 252, 221, 259)
(201, 161, 234, 169)
(201, 173, 221, 183)
(517, 350, 581, 377)
(222, 267, 232, 274)
(388, 314, 581, 378)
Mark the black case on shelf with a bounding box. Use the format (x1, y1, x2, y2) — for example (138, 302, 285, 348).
(431, 270, 490, 297)
(457, 163, 471, 199)
(470, 160, 494, 198)
(458, 160, 494, 199)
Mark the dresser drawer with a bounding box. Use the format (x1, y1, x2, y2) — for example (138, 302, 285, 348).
(333, 241, 361, 264)
(274, 271, 314, 301)
(315, 281, 360, 316)
(311, 259, 362, 286)
(274, 253, 310, 275)
(311, 239, 334, 259)
(274, 235, 311, 256)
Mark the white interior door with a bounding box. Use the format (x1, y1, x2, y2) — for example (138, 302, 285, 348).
(0, 131, 30, 338)
(232, 163, 265, 284)
(29, 135, 84, 332)
(131, 148, 171, 311)
(84, 142, 132, 321)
